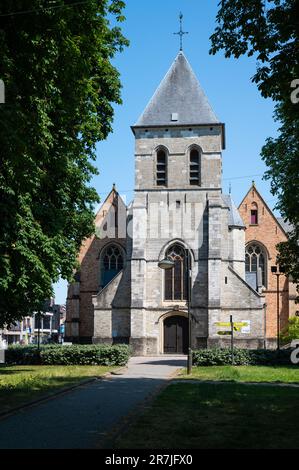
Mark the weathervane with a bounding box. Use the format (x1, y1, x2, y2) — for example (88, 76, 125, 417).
(174, 12, 189, 51)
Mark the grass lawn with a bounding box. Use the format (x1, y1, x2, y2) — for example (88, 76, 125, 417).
(180, 365, 299, 383)
(0, 365, 114, 414)
(115, 381, 299, 449)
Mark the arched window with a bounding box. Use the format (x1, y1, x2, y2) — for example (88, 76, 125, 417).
(156, 149, 167, 186)
(245, 243, 267, 288)
(164, 244, 188, 301)
(100, 244, 124, 288)
(250, 202, 258, 225)
(189, 148, 200, 186)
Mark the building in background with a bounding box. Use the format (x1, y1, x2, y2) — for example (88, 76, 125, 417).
(0, 298, 66, 346)
(239, 182, 297, 348)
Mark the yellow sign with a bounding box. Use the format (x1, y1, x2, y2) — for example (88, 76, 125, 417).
(215, 322, 248, 328)
(215, 321, 249, 336)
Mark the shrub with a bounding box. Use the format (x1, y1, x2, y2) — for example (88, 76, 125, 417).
(5, 345, 41, 365)
(5, 344, 131, 366)
(192, 348, 295, 366)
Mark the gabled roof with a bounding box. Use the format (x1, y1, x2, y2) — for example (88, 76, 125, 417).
(134, 52, 220, 128)
(222, 195, 246, 229)
(94, 184, 126, 223)
(238, 182, 291, 237)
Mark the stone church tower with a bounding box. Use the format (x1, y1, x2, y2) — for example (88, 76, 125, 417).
(66, 52, 265, 354)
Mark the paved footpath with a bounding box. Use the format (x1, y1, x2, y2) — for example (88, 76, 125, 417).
(0, 356, 186, 449)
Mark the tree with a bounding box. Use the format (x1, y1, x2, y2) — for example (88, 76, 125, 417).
(280, 316, 299, 345)
(0, 0, 128, 326)
(210, 0, 299, 293)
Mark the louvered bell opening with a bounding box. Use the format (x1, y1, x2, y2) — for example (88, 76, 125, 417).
(157, 150, 167, 186)
(190, 149, 200, 186)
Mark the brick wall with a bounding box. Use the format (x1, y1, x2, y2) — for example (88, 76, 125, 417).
(65, 188, 128, 342)
(238, 184, 291, 339)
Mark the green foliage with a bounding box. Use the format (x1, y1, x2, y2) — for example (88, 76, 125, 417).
(192, 348, 295, 366)
(280, 316, 299, 345)
(0, 1, 128, 326)
(210, 0, 299, 294)
(5, 344, 131, 366)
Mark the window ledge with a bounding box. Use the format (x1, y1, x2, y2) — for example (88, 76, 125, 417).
(162, 301, 187, 307)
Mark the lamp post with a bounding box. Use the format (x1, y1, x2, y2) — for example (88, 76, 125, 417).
(271, 265, 286, 350)
(36, 311, 43, 352)
(158, 248, 192, 374)
(186, 250, 192, 375)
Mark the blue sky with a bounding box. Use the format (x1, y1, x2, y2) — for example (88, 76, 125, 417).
(54, 0, 278, 303)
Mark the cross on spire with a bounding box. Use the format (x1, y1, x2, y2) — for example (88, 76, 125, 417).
(174, 12, 188, 51)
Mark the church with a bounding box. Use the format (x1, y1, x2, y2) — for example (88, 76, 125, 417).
(65, 51, 270, 354)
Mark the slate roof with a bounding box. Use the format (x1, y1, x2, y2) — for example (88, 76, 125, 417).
(277, 217, 294, 235)
(134, 52, 219, 127)
(222, 195, 246, 229)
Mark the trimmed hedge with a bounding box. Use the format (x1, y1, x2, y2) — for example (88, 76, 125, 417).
(5, 344, 131, 366)
(192, 348, 296, 366)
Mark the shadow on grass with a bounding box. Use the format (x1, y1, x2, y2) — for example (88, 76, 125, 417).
(0, 376, 168, 449)
(113, 380, 299, 449)
(0, 368, 36, 375)
(0, 375, 298, 449)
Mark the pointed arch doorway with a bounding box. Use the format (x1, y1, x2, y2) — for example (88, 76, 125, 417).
(163, 315, 188, 354)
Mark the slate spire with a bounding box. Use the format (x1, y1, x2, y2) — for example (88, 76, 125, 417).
(134, 52, 219, 127)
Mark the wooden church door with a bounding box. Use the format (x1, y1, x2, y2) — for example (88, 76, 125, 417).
(164, 316, 188, 354)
